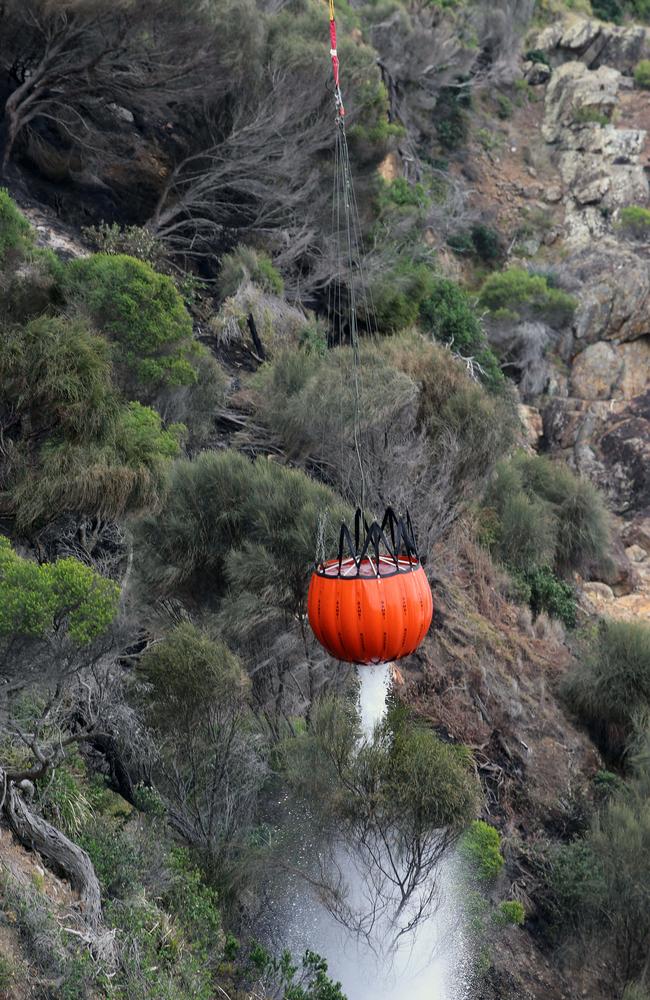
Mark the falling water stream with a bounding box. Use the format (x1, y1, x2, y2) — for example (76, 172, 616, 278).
(265, 664, 473, 1000)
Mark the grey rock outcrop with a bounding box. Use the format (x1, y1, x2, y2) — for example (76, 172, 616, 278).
(532, 15, 650, 73)
(542, 62, 649, 238)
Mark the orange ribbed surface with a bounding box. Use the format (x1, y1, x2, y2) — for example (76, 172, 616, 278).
(307, 558, 433, 664)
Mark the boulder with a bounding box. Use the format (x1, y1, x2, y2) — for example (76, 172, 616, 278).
(543, 62, 621, 144)
(564, 247, 650, 346)
(532, 16, 650, 74)
(518, 404, 544, 451)
(526, 62, 552, 86)
(570, 342, 623, 400)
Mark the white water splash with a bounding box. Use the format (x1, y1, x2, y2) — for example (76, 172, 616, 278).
(357, 662, 392, 738)
(273, 852, 471, 1000)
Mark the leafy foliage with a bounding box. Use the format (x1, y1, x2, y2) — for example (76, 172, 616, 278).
(0, 314, 118, 441)
(447, 223, 503, 264)
(459, 820, 504, 881)
(494, 899, 525, 926)
(138, 622, 248, 730)
(0, 188, 34, 263)
(11, 401, 183, 529)
(248, 944, 346, 1000)
(371, 259, 437, 333)
(562, 620, 650, 757)
(217, 244, 284, 299)
(484, 452, 610, 578)
(435, 85, 470, 150)
(136, 449, 347, 609)
(479, 268, 577, 328)
(545, 733, 650, 985)
(523, 565, 576, 628)
(418, 277, 503, 389)
(64, 254, 199, 393)
(619, 204, 650, 238)
(0, 536, 119, 643)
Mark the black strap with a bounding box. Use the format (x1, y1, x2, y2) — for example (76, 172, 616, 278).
(326, 507, 419, 577)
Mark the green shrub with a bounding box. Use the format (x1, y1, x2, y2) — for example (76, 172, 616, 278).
(619, 204, 650, 238)
(163, 848, 222, 953)
(136, 449, 348, 609)
(513, 452, 610, 574)
(371, 259, 437, 333)
(36, 760, 94, 836)
(0, 315, 118, 441)
(494, 899, 525, 926)
(629, 0, 650, 22)
(592, 0, 624, 21)
(478, 267, 577, 328)
(138, 622, 247, 729)
(573, 106, 611, 127)
(524, 49, 551, 66)
(82, 221, 167, 268)
(0, 537, 119, 643)
(496, 94, 513, 120)
(525, 565, 576, 628)
(623, 985, 650, 1000)
(64, 253, 199, 393)
(484, 452, 610, 577)
(0, 954, 14, 990)
(593, 769, 624, 801)
(80, 822, 143, 899)
(634, 59, 650, 88)
(377, 176, 429, 210)
(547, 743, 650, 983)
(447, 224, 502, 264)
(460, 820, 504, 880)
(562, 620, 650, 757)
(217, 244, 284, 299)
(418, 277, 503, 389)
(436, 86, 470, 150)
(0, 188, 33, 263)
(11, 401, 182, 528)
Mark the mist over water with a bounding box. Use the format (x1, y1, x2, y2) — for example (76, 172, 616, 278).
(264, 665, 472, 1000)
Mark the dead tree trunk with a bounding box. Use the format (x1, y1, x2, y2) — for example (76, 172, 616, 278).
(0, 767, 115, 963)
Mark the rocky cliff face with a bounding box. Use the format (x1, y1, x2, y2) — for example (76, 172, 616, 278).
(480, 15, 650, 624)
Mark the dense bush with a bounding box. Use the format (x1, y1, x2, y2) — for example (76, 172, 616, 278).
(448, 223, 503, 264)
(371, 259, 436, 333)
(136, 449, 347, 609)
(0, 537, 119, 643)
(618, 204, 650, 238)
(435, 85, 470, 150)
(217, 244, 284, 300)
(635, 59, 650, 88)
(592, 0, 624, 21)
(484, 452, 610, 578)
(64, 254, 200, 393)
(418, 277, 503, 389)
(478, 267, 577, 328)
(0, 315, 118, 441)
(459, 820, 504, 880)
(494, 899, 525, 926)
(11, 401, 183, 528)
(546, 735, 650, 985)
(0, 189, 34, 263)
(562, 620, 650, 757)
(524, 565, 576, 628)
(377, 177, 430, 211)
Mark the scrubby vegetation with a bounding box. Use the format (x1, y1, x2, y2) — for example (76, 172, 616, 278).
(478, 451, 609, 626)
(618, 204, 650, 239)
(562, 620, 650, 758)
(0, 0, 645, 995)
(479, 268, 577, 329)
